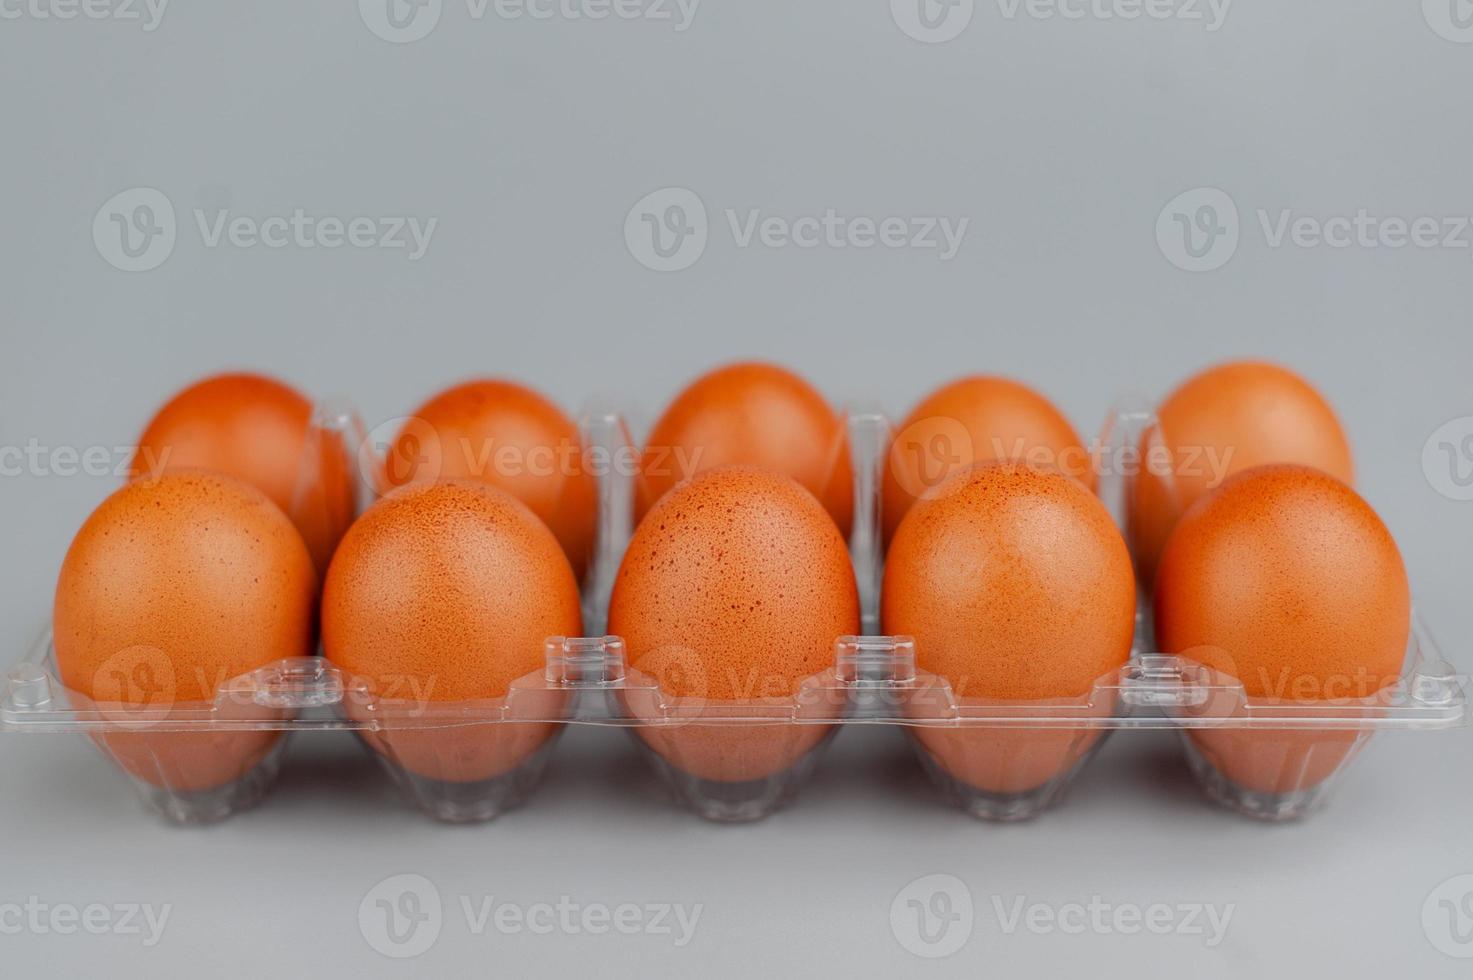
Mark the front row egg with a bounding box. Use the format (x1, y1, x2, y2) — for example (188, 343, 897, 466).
(321, 480, 583, 785)
(608, 465, 860, 784)
(53, 471, 319, 793)
(1154, 464, 1410, 796)
(882, 461, 1138, 796)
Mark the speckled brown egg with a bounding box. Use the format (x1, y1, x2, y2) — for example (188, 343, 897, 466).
(636, 363, 853, 535)
(387, 379, 598, 581)
(1131, 361, 1353, 584)
(322, 480, 582, 782)
(1154, 464, 1410, 795)
(53, 470, 318, 792)
(882, 461, 1136, 795)
(883, 376, 1091, 544)
(609, 466, 860, 783)
(134, 372, 357, 573)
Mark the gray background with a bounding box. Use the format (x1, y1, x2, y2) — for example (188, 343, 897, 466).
(3, 0, 1472, 976)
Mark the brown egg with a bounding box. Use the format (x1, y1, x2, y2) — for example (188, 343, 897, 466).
(53, 471, 318, 792)
(1131, 361, 1353, 584)
(134, 372, 357, 574)
(882, 462, 1136, 796)
(322, 480, 582, 783)
(1154, 464, 1410, 795)
(636, 363, 853, 534)
(883, 376, 1092, 544)
(609, 466, 860, 783)
(387, 379, 597, 580)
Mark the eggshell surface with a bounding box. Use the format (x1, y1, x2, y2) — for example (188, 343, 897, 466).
(636, 363, 853, 534)
(322, 480, 582, 782)
(1154, 464, 1410, 795)
(53, 471, 318, 791)
(134, 372, 356, 573)
(883, 376, 1091, 544)
(1131, 361, 1353, 583)
(882, 461, 1136, 794)
(388, 379, 597, 580)
(609, 466, 860, 782)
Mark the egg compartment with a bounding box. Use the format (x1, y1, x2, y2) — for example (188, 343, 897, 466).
(1, 630, 318, 822)
(909, 731, 1110, 822)
(331, 643, 590, 823)
(0, 396, 649, 823)
(1094, 399, 1468, 819)
(335, 408, 637, 823)
(3, 615, 1462, 825)
(1176, 729, 1371, 822)
(363, 732, 562, 824)
(567, 403, 877, 822)
(3, 400, 375, 823)
(4, 398, 1468, 827)
(131, 739, 290, 825)
(611, 657, 856, 821)
(632, 729, 837, 823)
(817, 408, 1469, 821)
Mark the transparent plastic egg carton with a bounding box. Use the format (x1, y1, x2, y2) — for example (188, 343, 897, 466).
(2, 398, 1466, 826)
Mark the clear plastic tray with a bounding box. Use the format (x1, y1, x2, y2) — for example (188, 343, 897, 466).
(4, 397, 1465, 825)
